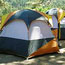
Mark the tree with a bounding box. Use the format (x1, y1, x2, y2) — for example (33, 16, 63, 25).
(0, 0, 16, 16)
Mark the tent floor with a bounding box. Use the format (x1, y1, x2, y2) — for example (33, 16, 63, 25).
(0, 41, 65, 65)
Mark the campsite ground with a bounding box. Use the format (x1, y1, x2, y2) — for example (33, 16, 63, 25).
(0, 41, 65, 65)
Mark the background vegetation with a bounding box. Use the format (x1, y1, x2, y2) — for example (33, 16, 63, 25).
(0, 0, 65, 16)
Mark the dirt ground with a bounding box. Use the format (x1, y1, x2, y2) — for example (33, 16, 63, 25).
(0, 41, 65, 65)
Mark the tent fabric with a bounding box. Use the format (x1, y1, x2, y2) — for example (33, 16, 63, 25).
(46, 8, 58, 28)
(59, 17, 65, 39)
(0, 9, 59, 58)
(0, 20, 28, 40)
(1, 14, 9, 28)
(46, 8, 59, 39)
(46, 8, 58, 19)
(29, 39, 59, 58)
(29, 20, 54, 40)
(0, 10, 53, 30)
(0, 11, 19, 30)
(0, 19, 54, 57)
(0, 37, 54, 57)
(46, 8, 65, 40)
(52, 16, 58, 28)
(60, 17, 65, 24)
(2, 10, 42, 28)
(0, 20, 54, 40)
(58, 10, 65, 39)
(55, 9, 65, 39)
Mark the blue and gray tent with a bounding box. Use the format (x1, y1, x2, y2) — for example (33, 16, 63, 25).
(0, 9, 59, 58)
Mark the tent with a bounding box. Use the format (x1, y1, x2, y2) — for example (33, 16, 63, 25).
(0, 9, 59, 58)
(46, 8, 58, 40)
(46, 8, 65, 40)
(58, 10, 65, 40)
(46, 8, 58, 19)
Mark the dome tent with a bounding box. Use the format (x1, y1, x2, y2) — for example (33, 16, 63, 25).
(58, 10, 65, 40)
(46, 8, 65, 40)
(0, 9, 59, 58)
(46, 8, 58, 39)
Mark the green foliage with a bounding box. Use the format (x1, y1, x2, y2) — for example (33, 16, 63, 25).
(0, 0, 65, 16)
(34, 6, 51, 12)
(0, 0, 13, 16)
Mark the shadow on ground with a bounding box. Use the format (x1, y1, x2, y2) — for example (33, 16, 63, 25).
(0, 41, 65, 65)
